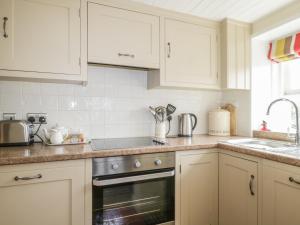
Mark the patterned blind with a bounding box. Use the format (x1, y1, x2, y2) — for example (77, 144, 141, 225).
(268, 33, 300, 63)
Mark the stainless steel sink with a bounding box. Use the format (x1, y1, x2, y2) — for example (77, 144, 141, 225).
(225, 139, 300, 153)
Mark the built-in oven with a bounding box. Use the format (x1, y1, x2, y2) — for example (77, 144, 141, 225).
(92, 152, 175, 225)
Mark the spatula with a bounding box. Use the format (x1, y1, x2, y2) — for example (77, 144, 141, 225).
(166, 104, 176, 116)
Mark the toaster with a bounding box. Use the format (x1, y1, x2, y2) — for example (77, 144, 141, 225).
(0, 120, 34, 146)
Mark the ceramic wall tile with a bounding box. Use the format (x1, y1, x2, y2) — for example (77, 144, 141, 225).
(0, 65, 223, 139)
(59, 96, 78, 111)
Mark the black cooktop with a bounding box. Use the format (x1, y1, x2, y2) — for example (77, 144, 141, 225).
(91, 137, 167, 151)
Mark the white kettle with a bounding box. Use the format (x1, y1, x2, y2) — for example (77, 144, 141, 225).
(43, 125, 68, 144)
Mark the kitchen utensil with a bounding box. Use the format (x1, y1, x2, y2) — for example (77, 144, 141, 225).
(178, 113, 197, 137)
(166, 104, 176, 116)
(0, 120, 34, 146)
(149, 106, 156, 116)
(149, 106, 158, 122)
(208, 107, 230, 136)
(43, 125, 68, 145)
(158, 107, 167, 121)
(222, 104, 237, 136)
(155, 106, 167, 122)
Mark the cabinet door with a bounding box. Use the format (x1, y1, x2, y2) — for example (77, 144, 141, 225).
(88, 3, 159, 69)
(0, 0, 80, 75)
(165, 18, 218, 88)
(224, 20, 250, 89)
(179, 153, 218, 225)
(0, 161, 85, 225)
(263, 164, 300, 225)
(219, 154, 258, 225)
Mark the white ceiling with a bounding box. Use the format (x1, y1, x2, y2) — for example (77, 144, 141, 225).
(131, 0, 297, 22)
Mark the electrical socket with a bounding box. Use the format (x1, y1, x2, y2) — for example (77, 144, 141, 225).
(27, 113, 47, 124)
(3, 113, 16, 120)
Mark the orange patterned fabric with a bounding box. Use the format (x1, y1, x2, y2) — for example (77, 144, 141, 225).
(268, 32, 300, 63)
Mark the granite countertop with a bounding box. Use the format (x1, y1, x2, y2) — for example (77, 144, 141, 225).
(219, 142, 300, 167)
(0, 135, 300, 167)
(0, 135, 236, 166)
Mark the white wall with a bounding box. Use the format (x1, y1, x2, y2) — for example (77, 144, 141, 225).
(0, 65, 223, 139)
(251, 39, 273, 131)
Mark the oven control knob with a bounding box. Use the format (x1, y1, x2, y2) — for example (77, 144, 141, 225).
(134, 160, 142, 168)
(155, 159, 162, 166)
(111, 163, 119, 170)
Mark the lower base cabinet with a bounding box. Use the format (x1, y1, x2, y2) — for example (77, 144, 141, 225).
(0, 160, 85, 225)
(177, 151, 218, 225)
(219, 154, 258, 225)
(262, 162, 300, 225)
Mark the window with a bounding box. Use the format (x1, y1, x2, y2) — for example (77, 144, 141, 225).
(282, 58, 300, 94)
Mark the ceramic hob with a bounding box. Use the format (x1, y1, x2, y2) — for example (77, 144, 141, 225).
(91, 137, 167, 151)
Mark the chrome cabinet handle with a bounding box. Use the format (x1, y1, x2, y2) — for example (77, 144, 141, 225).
(167, 42, 171, 58)
(249, 175, 255, 196)
(289, 177, 300, 185)
(14, 174, 42, 181)
(118, 53, 135, 58)
(3, 17, 8, 38)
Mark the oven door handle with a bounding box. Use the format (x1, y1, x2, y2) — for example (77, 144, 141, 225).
(93, 170, 175, 187)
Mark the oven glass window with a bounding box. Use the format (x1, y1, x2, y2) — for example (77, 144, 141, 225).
(93, 176, 174, 225)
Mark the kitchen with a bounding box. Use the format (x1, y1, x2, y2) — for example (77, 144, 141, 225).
(0, 0, 300, 225)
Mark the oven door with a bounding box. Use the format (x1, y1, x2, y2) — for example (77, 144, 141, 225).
(92, 169, 175, 225)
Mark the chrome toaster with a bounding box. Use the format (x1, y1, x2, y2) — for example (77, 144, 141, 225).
(0, 120, 34, 146)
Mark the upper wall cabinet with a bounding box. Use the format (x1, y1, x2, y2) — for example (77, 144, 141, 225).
(0, 0, 83, 83)
(148, 18, 220, 90)
(221, 19, 251, 90)
(88, 3, 160, 69)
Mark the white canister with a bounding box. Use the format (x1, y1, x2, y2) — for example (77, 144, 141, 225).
(208, 108, 230, 136)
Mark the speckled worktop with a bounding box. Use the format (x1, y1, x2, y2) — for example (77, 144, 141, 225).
(1, 135, 300, 167)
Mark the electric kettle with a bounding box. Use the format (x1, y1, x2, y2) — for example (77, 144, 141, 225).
(178, 113, 197, 137)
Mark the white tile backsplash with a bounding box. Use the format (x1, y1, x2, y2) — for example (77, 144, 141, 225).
(0, 65, 222, 139)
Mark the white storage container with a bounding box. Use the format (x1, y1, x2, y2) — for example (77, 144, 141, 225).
(208, 108, 230, 136)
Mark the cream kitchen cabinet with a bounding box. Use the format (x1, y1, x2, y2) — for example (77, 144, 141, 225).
(148, 18, 220, 90)
(88, 3, 160, 69)
(221, 19, 251, 90)
(176, 151, 218, 225)
(0, 160, 85, 225)
(262, 161, 300, 225)
(165, 19, 219, 88)
(0, 0, 84, 83)
(219, 154, 258, 225)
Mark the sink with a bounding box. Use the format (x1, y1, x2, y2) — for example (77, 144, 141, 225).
(225, 139, 299, 153)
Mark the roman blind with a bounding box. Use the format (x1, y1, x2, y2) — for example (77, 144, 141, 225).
(268, 32, 300, 63)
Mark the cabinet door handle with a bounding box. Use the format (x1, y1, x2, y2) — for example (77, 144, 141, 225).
(289, 177, 300, 185)
(3, 17, 8, 38)
(249, 174, 255, 196)
(167, 42, 171, 58)
(118, 53, 135, 58)
(14, 174, 42, 181)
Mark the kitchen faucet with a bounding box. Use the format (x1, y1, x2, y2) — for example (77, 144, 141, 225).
(266, 98, 300, 145)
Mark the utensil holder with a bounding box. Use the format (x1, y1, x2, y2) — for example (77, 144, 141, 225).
(155, 121, 167, 139)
